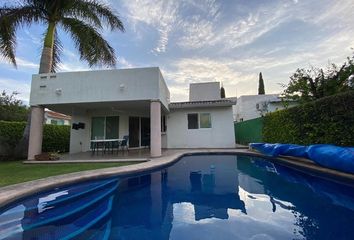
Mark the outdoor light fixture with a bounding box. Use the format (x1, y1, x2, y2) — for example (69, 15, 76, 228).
(119, 84, 125, 91)
(55, 88, 62, 95)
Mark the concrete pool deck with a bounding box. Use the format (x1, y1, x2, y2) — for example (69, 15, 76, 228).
(1, 148, 354, 209)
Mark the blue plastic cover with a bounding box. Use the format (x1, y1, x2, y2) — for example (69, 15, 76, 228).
(250, 143, 354, 174)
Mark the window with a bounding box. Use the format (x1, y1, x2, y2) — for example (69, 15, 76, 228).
(91, 116, 119, 140)
(200, 113, 211, 128)
(188, 113, 199, 129)
(161, 116, 167, 132)
(105, 116, 119, 139)
(91, 117, 105, 139)
(188, 113, 212, 129)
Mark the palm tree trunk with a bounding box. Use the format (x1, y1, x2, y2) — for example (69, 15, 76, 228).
(17, 22, 56, 159)
(39, 22, 55, 73)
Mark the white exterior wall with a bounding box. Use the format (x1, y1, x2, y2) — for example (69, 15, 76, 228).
(158, 71, 170, 109)
(234, 94, 297, 121)
(189, 82, 220, 101)
(69, 108, 150, 154)
(166, 106, 235, 148)
(30, 67, 170, 110)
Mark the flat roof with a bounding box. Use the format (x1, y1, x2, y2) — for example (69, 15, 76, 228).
(169, 99, 236, 109)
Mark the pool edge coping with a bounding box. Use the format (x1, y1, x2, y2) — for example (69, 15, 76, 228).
(1, 148, 353, 209)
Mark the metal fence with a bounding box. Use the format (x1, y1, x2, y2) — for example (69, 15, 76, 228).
(234, 117, 263, 145)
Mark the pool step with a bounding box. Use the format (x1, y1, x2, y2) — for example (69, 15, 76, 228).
(0, 178, 119, 240)
(0, 178, 118, 222)
(4, 196, 114, 240)
(23, 180, 118, 230)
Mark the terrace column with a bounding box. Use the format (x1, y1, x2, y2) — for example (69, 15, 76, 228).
(150, 100, 161, 157)
(28, 106, 44, 160)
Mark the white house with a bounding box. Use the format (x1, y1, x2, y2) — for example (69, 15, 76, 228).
(44, 110, 71, 125)
(234, 94, 297, 122)
(28, 67, 236, 159)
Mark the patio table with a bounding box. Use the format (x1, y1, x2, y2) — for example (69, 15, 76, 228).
(90, 139, 124, 155)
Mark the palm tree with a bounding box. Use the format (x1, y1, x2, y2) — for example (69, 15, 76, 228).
(0, 0, 125, 158)
(0, 0, 124, 73)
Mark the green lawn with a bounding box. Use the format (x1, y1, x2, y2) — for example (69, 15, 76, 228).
(0, 161, 138, 187)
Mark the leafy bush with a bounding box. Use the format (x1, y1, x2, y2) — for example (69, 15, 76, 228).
(0, 121, 26, 149)
(0, 105, 29, 121)
(0, 91, 29, 121)
(263, 91, 354, 146)
(42, 124, 70, 152)
(0, 121, 70, 160)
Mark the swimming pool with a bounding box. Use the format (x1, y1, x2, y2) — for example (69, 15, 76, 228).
(1, 154, 354, 239)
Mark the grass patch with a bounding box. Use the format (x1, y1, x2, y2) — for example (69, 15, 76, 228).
(0, 161, 138, 187)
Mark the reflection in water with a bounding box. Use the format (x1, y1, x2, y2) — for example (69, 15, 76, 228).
(1, 155, 354, 240)
(110, 155, 354, 240)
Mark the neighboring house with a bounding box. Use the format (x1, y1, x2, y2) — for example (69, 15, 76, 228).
(44, 110, 71, 125)
(234, 94, 297, 122)
(28, 68, 236, 159)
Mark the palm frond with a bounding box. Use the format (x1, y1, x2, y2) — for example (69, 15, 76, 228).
(51, 29, 62, 72)
(0, 18, 16, 66)
(69, 0, 124, 31)
(0, 5, 43, 66)
(60, 17, 116, 67)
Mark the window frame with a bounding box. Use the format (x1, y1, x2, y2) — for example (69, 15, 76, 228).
(91, 116, 119, 140)
(161, 115, 167, 133)
(187, 113, 199, 129)
(187, 113, 212, 130)
(199, 113, 212, 128)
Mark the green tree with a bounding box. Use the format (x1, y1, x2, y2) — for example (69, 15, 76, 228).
(0, 0, 125, 157)
(282, 54, 354, 103)
(220, 84, 226, 98)
(0, 90, 29, 121)
(258, 72, 265, 95)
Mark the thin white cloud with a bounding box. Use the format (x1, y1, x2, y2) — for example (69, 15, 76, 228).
(161, 57, 263, 101)
(117, 56, 134, 68)
(120, 0, 221, 54)
(122, 0, 180, 54)
(0, 57, 38, 70)
(0, 78, 31, 103)
(57, 62, 90, 72)
(16, 58, 39, 69)
(178, 2, 291, 50)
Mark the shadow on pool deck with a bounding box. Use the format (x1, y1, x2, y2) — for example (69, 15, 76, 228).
(60, 148, 152, 161)
(25, 146, 248, 163)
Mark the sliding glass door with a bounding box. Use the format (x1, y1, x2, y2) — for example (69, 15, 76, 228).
(91, 116, 119, 140)
(106, 116, 119, 139)
(128, 117, 151, 148)
(129, 117, 140, 148)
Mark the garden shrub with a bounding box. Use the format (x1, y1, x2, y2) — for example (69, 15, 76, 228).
(263, 91, 354, 146)
(0, 121, 70, 160)
(42, 124, 70, 153)
(0, 121, 26, 149)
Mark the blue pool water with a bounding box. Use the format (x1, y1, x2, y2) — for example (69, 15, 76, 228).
(1, 154, 354, 239)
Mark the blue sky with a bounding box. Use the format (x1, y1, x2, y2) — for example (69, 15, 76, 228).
(0, 0, 353, 103)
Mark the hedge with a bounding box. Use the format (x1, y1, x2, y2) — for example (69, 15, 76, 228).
(42, 124, 70, 152)
(263, 91, 354, 146)
(0, 121, 70, 159)
(0, 121, 26, 149)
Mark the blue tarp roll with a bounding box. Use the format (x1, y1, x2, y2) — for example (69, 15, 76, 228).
(250, 143, 354, 174)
